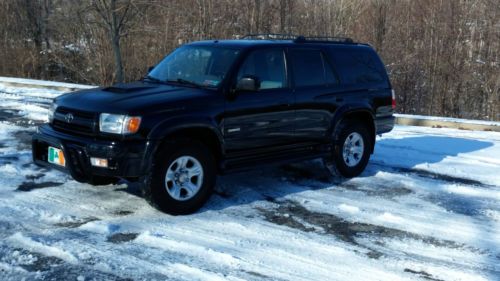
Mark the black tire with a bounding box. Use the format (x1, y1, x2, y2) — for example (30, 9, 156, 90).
(87, 175, 120, 186)
(325, 121, 372, 178)
(143, 139, 216, 215)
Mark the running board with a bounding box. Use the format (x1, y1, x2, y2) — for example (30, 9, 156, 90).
(220, 144, 331, 174)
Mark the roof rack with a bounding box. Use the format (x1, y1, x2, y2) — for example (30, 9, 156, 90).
(240, 34, 354, 44)
(241, 34, 297, 40)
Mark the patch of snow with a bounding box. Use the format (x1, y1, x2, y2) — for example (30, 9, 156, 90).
(376, 212, 405, 224)
(0, 85, 62, 99)
(0, 76, 95, 89)
(0, 261, 27, 273)
(0, 164, 18, 174)
(7, 233, 78, 264)
(168, 263, 235, 281)
(443, 184, 500, 201)
(338, 203, 360, 214)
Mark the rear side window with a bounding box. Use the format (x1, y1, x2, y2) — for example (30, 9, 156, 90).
(290, 49, 337, 88)
(329, 48, 388, 85)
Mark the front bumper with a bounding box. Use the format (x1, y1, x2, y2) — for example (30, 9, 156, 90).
(32, 124, 154, 182)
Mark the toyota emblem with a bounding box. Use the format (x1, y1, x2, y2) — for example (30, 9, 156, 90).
(65, 113, 74, 123)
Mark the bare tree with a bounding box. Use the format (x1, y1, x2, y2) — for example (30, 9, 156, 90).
(91, 0, 135, 83)
(0, 0, 498, 120)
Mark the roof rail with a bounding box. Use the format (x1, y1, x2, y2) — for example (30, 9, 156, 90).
(295, 35, 354, 43)
(241, 34, 298, 40)
(240, 34, 354, 44)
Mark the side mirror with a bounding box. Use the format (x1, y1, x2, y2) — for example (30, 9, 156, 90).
(236, 76, 260, 92)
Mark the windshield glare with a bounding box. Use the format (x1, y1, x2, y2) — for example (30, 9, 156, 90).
(148, 46, 240, 87)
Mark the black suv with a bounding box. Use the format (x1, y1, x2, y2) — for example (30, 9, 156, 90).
(32, 35, 395, 214)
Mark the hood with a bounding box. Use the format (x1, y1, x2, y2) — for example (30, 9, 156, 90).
(55, 81, 212, 114)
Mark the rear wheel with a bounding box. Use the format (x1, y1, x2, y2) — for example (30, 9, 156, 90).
(144, 139, 216, 215)
(324, 121, 372, 178)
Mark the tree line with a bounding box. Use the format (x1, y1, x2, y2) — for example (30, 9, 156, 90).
(0, 0, 498, 121)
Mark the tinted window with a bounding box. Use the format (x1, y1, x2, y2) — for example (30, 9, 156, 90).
(329, 48, 387, 85)
(237, 49, 286, 90)
(290, 49, 337, 87)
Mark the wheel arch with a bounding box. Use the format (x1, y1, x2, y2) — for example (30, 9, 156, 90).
(146, 118, 224, 173)
(331, 106, 376, 153)
(159, 126, 223, 161)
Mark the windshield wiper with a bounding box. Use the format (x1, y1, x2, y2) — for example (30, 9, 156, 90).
(141, 75, 167, 84)
(166, 78, 205, 88)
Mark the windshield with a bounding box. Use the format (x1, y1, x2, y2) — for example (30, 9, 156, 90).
(147, 45, 240, 88)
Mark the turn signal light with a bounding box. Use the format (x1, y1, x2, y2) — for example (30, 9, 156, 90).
(125, 117, 141, 134)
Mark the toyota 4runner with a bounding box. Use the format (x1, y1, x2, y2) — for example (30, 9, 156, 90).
(32, 34, 395, 214)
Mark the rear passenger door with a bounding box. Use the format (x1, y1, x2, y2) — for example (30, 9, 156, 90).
(290, 48, 342, 143)
(223, 48, 295, 153)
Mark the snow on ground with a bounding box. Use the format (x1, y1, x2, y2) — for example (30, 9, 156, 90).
(0, 76, 96, 90)
(0, 84, 499, 281)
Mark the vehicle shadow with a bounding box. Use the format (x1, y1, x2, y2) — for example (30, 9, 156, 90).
(199, 135, 494, 212)
(370, 135, 493, 169)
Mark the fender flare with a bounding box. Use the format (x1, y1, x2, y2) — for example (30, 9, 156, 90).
(140, 115, 224, 174)
(329, 104, 376, 153)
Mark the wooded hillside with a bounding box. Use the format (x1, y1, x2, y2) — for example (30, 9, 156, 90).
(0, 0, 498, 120)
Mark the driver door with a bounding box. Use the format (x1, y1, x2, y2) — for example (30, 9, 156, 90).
(222, 48, 295, 153)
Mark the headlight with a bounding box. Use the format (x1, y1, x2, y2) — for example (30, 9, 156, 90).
(99, 113, 141, 134)
(48, 103, 57, 123)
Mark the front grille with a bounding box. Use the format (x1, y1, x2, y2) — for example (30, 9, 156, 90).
(52, 107, 97, 136)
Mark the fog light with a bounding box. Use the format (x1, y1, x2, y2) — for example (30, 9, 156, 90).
(90, 157, 108, 168)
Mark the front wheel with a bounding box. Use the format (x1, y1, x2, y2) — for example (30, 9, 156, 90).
(324, 121, 372, 178)
(144, 139, 216, 215)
